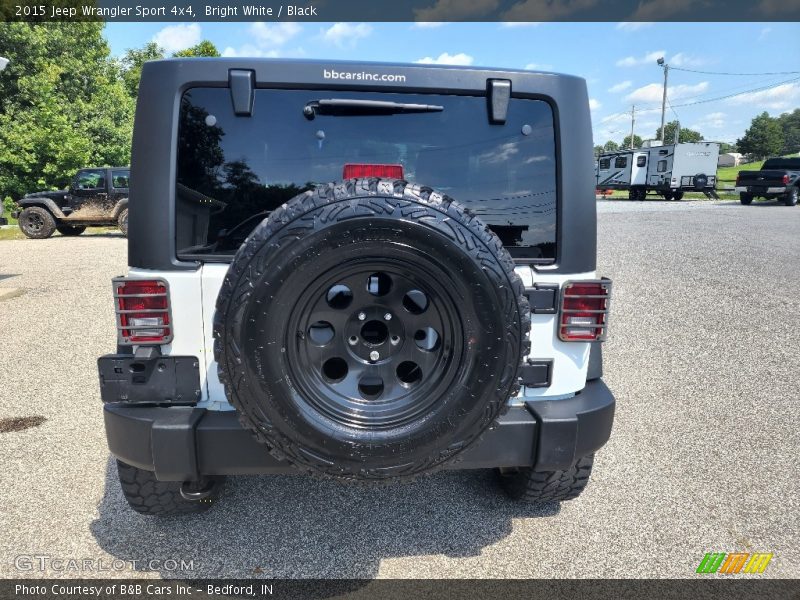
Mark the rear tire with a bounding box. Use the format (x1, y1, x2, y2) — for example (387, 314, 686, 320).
(116, 460, 223, 516)
(56, 224, 86, 236)
(785, 187, 798, 207)
(498, 454, 594, 503)
(739, 193, 753, 205)
(18, 206, 56, 239)
(117, 208, 129, 237)
(672, 191, 684, 201)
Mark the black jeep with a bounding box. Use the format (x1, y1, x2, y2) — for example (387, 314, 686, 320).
(12, 167, 130, 238)
(98, 59, 615, 516)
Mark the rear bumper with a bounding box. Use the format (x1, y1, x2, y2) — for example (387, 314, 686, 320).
(735, 186, 786, 194)
(103, 380, 615, 481)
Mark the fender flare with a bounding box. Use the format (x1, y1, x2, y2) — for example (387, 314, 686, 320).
(17, 197, 66, 219)
(111, 198, 129, 219)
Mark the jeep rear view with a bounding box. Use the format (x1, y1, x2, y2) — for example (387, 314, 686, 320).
(98, 59, 615, 515)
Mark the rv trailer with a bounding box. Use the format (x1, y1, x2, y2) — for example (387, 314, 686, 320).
(596, 141, 720, 200)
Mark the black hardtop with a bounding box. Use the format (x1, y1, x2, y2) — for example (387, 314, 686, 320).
(130, 58, 597, 274)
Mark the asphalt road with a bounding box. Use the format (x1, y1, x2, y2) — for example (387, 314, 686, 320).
(0, 199, 798, 579)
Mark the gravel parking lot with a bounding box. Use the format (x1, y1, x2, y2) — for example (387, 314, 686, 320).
(0, 199, 798, 579)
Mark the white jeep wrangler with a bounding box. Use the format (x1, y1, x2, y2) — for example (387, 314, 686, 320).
(98, 59, 614, 515)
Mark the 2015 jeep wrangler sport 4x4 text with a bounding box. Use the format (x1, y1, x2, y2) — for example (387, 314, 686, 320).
(98, 59, 615, 516)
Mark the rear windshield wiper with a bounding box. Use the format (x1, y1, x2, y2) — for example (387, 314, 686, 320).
(303, 99, 444, 119)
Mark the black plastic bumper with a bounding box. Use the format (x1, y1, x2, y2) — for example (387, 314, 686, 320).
(103, 379, 615, 481)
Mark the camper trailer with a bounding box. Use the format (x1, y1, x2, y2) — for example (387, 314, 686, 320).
(596, 141, 720, 200)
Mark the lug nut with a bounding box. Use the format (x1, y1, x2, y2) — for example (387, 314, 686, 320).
(348, 336, 358, 345)
(369, 350, 380, 361)
(384, 313, 392, 320)
(358, 312, 366, 321)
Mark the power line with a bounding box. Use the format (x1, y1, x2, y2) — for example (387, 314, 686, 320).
(671, 66, 800, 76)
(669, 76, 800, 108)
(600, 75, 800, 121)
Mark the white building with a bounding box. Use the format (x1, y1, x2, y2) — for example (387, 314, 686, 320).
(718, 152, 743, 167)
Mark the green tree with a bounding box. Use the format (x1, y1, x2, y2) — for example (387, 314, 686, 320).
(659, 121, 703, 144)
(621, 134, 642, 149)
(603, 140, 619, 152)
(776, 108, 800, 156)
(120, 42, 164, 97)
(737, 112, 784, 159)
(0, 23, 134, 200)
(173, 41, 221, 58)
(718, 142, 737, 154)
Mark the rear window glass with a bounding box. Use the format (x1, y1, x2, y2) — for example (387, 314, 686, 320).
(175, 88, 557, 261)
(614, 156, 627, 168)
(598, 158, 610, 170)
(762, 158, 800, 170)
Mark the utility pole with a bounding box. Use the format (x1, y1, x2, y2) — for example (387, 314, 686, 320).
(657, 57, 668, 142)
(629, 105, 636, 149)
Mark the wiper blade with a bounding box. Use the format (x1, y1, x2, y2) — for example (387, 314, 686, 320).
(303, 99, 444, 119)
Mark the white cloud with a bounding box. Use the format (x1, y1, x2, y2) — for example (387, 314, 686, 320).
(412, 22, 447, 28)
(601, 113, 628, 124)
(625, 81, 709, 103)
(616, 50, 665, 67)
(524, 62, 553, 70)
(501, 0, 598, 20)
(416, 52, 474, 66)
(221, 45, 306, 59)
(670, 52, 708, 68)
(616, 22, 654, 31)
(221, 22, 303, 58)
(728, 83, 800, 111)
(320, 23, 373, 48)
(152, 23, 201, 54)
(415, 0, 499, 21)
(589, 98, 601, 111)
(691, 111, 727, 130)
(608, 80, 632, 93)
(249, 22, 302, 48)
(501, 21, 541, 27)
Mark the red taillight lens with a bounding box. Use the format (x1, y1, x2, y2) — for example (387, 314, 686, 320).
(559, 280, 611, 342)
(114, 278, 172, 344)
(783, 174, 790, 185)
(342, 163, 404, 179)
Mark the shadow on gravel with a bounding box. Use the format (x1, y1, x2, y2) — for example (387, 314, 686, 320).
(713, 200, 786, 207)
(90, 456, 558, 578)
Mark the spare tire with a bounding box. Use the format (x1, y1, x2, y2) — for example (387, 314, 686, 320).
(693, 173, 708, 190)
(214, 178, 530, 482)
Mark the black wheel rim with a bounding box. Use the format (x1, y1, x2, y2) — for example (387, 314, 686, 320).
(284, 259, 464, 429)
(25, 213, 43, 232)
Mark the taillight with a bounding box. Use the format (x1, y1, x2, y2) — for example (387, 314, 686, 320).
(559, 279, 612, 342)
(114, 278, 172, 345)
(343, 163, 404, 179)
(735, 175, 741, 186)
(783, 174, 790, 185)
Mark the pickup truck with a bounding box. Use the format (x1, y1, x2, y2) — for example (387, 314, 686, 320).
(735, 157, 800, 206)
(11, 167, 130, 238)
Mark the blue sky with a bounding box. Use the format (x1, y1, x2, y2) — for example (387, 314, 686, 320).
(105, 21, 800, 146)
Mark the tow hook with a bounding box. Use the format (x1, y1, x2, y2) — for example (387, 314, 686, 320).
(179, 478, 219, 502)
